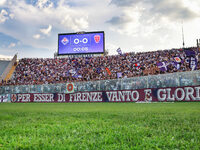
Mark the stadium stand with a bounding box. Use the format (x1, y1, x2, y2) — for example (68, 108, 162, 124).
(1, 47, 199, 86)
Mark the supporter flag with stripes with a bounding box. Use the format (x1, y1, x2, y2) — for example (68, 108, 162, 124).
(184, 49, 197, 70)
(105, 67, 111, 75)
(116, 47, 122, 55)
(190, 57, 197, 70)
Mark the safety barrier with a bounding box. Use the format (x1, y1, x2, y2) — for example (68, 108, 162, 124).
(0, 70, 200, 102)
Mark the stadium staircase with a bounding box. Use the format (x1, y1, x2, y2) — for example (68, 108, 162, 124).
(0, 54, 17, 81)
(4, 63, 17, 81)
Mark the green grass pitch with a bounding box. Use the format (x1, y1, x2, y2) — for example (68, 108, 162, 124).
(0, 102, 200, 149)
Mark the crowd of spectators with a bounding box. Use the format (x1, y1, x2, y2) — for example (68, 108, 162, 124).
(1, 47, 199, 86)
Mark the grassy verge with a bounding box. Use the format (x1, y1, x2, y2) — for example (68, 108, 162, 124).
(0, 103, 200, 149)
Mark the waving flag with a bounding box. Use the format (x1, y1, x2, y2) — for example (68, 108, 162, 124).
(184, 49, 197, 70)
(69, 69, 82, 78)
(117, 72, 122, 78)
(105, 67, 111, 75)
(116, 48, 122, 55)
(96, 67, 101, 74)
(69, 69, 76, 75)
(157, 62, 168, 71)
(172, 61, 180, 70)
(190, 57, 197, 70)
(134, 63, 140, 70)
(134, 63, 140, 67)
(185, 49, 195, 57)
(172, 57, 182, 70)
(174, 57, 181, 63)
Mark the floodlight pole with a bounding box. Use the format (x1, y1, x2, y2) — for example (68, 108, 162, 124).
(182, 22, 185, 49)
(197, 39, 200, 54)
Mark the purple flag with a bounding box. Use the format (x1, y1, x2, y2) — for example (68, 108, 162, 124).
(157, 62, 168, 71)
(172, 61, 181, 70)
(172, 57, 183, 70)
(190, 57, 197, 70)
(116, 48, 122, 55)
(117, 72, 122, 78)
(185, 49, 195, 57)
(96, 67, 101, 74)
(73, 73, 82, 78)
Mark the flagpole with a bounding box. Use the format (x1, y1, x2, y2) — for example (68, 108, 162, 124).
(182, 21, 185, 49)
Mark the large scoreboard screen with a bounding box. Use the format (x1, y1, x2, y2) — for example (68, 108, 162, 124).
(58, 31, 104, 55)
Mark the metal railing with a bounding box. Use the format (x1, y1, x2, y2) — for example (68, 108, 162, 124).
(0, 70, 200, 94)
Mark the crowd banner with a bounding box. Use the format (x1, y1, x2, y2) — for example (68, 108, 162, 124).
(10, 86, 200, 103)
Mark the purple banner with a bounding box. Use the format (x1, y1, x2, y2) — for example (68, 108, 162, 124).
(10, 86, 200, 103)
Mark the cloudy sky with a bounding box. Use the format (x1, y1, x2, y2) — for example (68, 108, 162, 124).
(0, 0, 200, 59)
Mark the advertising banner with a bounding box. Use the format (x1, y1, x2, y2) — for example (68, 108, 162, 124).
(10, 86, 200, 103)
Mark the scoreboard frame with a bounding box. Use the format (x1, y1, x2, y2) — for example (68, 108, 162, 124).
(57, 31, 105, 56)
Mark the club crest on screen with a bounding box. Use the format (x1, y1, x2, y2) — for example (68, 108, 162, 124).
(61, 37, 69, 45)
(94, 35, 100, 43)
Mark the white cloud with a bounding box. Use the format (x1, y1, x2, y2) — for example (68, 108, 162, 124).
(36, 0, 53, 9)
(0, 0, 200, 59)
(0, 9, 8, 23)
(37, 0, 48, 8)
(9, 13, 14, 19)
(0, 54, 12, 59)
(40, 25, 52, 35)
(108, 0, 200, 37)
(107, 6, 144, 36)
(0, 0, 7, 6)
(8, 0, 89, 31)
(0, 0, 89, 49)
(110, 0, 199, 21)
(33, 34, 41, 39)
(61, 17, 88, 31)
(8, 42, 16, 48)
